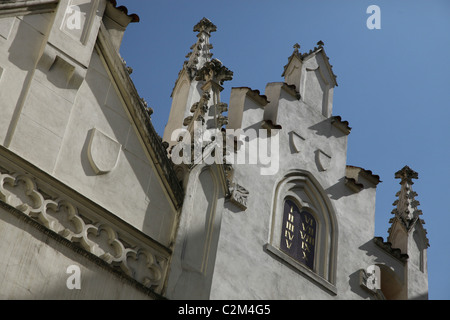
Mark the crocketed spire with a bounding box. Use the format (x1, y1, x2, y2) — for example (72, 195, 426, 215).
(388, 165, 429, 247)
(391, 166, 422, 224)
(184, 17, 216, 78)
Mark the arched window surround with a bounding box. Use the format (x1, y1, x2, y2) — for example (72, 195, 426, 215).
(265, 169, 338, 295)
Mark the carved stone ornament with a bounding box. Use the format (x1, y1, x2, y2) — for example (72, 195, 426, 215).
(289, 131, 305, 153)
(87, 128, 121, 175)
(0, 167, 169, 293)
(359, 265, 386, 300)
(315, 149, 332, 172)
(195, 58, 233, 85)
(230, 182, 249, 210)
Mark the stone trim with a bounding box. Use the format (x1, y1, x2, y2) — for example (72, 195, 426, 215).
(331, 116, 352, 135)
(107, 0, 140, 23)
(264, 244, 337, 296)
(231, 87, 270, 106)
(346, 165, 381, 188)
(373, 237, 408, 263)
(345, 177, 364, 193)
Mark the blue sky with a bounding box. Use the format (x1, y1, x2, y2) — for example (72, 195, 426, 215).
(119, 0, 450, 299)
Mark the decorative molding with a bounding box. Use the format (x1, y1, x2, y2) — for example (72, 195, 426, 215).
(0, 166, 169, 294)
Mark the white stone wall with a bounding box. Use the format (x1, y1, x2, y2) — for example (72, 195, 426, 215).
(0, 2, 179, 299)
(209, 80, 383, 299)
(0, 9, 177, 247)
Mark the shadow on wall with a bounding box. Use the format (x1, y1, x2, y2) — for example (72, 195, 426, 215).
(347, 269, 376, 300)
(325, 177, 354, 200)
(308, 118, 347, 139)
(4, 15, 52, 146)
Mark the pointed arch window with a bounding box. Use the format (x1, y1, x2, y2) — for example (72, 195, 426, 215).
(281, 198, 316, 270)
(265, 170, 338, 295)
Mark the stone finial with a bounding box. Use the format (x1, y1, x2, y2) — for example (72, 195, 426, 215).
(193, 17, 217, 35)
(293, 43, 301, 53)
(317, 40, 324, 47)
(395, 165, 418, 185)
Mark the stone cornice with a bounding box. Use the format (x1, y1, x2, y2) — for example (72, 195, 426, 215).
(373, 237, 408, 263)
(331, 116, 352, 135)
(232, 87, 270, 106)
(346, 165, 381, 186)
(107, 0, 140, 23)
(281, 82, 301, 100)
(345, 177, 364, 193)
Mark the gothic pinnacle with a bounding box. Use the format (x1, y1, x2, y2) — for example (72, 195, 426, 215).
(391, 165, 422, 225)
(185, 18, 217, 78)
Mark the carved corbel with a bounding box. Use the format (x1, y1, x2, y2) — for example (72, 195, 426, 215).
(229, 182, 249, 210)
